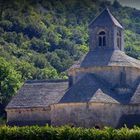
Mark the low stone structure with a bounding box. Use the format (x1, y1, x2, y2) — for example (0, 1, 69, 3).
(6, 8, 140, 128)
(6, 80, 68, 126)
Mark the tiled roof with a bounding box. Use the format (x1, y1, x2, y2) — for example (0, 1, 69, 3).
(6, 74, 140, 110)
(59, 73, 139, 104)
(59, 74, 119, 104)
(70, 49, 140, 69)
(6, 80, 68, 109)
(89, 8, 123, 29)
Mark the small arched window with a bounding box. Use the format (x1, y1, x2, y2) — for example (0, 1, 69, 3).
(117, 31, 121, 49)
(98, 31, 106, 47)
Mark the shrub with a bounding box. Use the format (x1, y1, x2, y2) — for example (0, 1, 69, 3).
(0, 125, 140, 140)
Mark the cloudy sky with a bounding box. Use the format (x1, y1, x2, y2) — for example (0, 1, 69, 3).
(109, 0, 140, 10)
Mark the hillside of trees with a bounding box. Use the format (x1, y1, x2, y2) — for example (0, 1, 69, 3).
(1, 0, 140, 115)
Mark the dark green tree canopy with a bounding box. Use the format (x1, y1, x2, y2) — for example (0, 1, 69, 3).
(0, 0, 140, 116)
(0, 57, 22, 115)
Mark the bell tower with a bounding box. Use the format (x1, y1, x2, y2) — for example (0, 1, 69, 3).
(89, 8, 124, 51)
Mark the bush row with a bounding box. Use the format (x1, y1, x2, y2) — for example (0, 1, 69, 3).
(1, 125, 140, 140)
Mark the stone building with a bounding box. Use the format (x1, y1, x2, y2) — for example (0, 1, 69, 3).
(6, 8, 140, 128)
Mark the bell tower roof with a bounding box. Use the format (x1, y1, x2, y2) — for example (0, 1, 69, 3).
(89, 8, 123, 29)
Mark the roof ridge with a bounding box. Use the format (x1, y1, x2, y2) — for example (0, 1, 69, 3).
(107, 9, 123, 29)
(70, 50, 140, 69)
(89, 89, 119, 103)
(89, 8, 123, 29)
(88, 8, 105, 27)
(119, 51, 140, 67)
(26, 79, 68, 84)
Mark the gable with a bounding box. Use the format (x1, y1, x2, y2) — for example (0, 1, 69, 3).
(59, 74, 119, 104)
(89, 8, 123, 29)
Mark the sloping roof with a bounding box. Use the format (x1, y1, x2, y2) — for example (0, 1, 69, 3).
(6, 80, 68, 109)
(89, 8, 123, 29)
(70, 49, 140, 69)
(59, 73, 140, 104)
(130, 82, 140, 104)
(6, 75, 140, 110)
(59, 74, 119, 104)
(89, 89, 118, 103)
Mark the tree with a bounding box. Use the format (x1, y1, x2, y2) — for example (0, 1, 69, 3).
(14, 60, 36, 80)
(0, 57, 22, 114)
(31, 54, 49, 69)
(36, 67, 58, 79)
(30, 37, 50, 53)
(113, 0, 121, 9)
(47, 49, 73, 72)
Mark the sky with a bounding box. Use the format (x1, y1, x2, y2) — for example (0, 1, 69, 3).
(109, 0, 140, 10)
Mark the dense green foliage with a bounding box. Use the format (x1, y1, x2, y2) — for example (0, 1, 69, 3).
(1, 0, 140, 115)
(1, 0, 140, 81)
(0, 57, 22, 115)
(1, 125, 140, 140)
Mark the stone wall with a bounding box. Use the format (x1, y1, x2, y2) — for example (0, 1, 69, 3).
(89, 25, 114, 50)
(114, 26, 124, 51)
(6, 107, 51, 126)
(51, 103, 140, 128)
(68, 66, 140, 89)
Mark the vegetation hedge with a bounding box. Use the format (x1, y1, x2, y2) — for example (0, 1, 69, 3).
(1, 125, 140, 140)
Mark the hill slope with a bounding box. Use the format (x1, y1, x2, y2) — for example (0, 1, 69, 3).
(1, 0, 140, 113)
(0, 0, 140, 80)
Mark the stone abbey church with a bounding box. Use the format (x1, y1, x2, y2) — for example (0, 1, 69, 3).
(6, 8, 140, 128)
